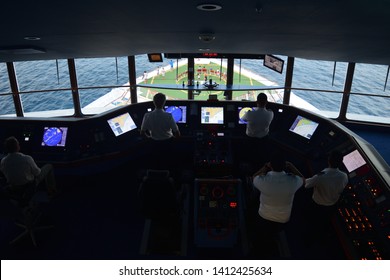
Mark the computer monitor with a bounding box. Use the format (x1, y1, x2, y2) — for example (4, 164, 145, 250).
(289, 115, 319, 140)
(200, 106, 224, 124)
(238, 106, 256, 124)
(165, 105, 187, 123)
(343, 149, 367, 173)
(107, 112, 137, 137)
(41, 127, 68, 147)
(264, 54, 284, 74)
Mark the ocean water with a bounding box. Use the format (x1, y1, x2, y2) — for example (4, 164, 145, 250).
(0, 55, 389, 117)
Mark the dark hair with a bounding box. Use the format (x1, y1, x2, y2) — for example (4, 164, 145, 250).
(328, 150, 343, 168)
(4, 136, 19, 153)
(257, 92, 267, 106)
(270, 150, 285, 172)
(153, 93, 166, 109)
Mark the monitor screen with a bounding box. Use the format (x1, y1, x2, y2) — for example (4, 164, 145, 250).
(264, 54, 284, 73)
(107, 112, 137, 137)
(41, 127, 68, 147)
(165, 105, 187, 123)
(343, 149, 367, 173)
(289, 115, 319, 140)
(238, 106, 256, 124)
(200, 106, 224, 124)
(147, 53, 163, 62)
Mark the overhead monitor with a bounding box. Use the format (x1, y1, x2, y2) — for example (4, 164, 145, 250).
(107, 112, 137, 137)
(343, 149, 367, 173)
(200, 106, 224, 124)
(238, 106, 256, 124)
(264, 54, 284, 74)
(147, 53, 163, 62)
(289, 115, 319, 140)
(165, 105, 187, 123)
(41, 127, 68, 147)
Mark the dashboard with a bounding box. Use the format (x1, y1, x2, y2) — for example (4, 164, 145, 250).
(0, 99, 389, 259)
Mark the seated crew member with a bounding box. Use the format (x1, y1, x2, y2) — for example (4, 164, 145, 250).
(251, 151, 305, 245)
(304, 150, 348, 235)
(0, 136, 57, 196)
(241, 92, 274, 168)
(140, 93, 181, 169)
(140, 93, 181, 140)
(242, 92, 274, 139)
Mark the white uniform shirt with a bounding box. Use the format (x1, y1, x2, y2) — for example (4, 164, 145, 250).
(141, 108, 179, 140)
(253, 171, 303, 223)
(242, 107, 274, 138)
(0, 152, 41, 186)
(305, 167, 348, 206)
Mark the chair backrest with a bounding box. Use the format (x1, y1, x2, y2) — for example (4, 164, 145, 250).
(138, 170, 178, 219)
(6, 182, 37, 208)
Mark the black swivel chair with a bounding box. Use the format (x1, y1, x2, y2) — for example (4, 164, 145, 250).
(138, 169, 186, 255)
(4, 181, 54, 247)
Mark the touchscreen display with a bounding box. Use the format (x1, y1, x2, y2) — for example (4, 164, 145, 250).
(107, 112, 137, 136)
(289, 115, 319, 140)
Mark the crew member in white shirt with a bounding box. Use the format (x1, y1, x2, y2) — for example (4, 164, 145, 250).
(252, 151, 305, 236)
(304, 150, 348, 236)
(140, 93, 180, 169)
(241, 93, 274, 168)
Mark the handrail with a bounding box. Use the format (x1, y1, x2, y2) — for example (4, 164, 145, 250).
(1, 84, 389, 99)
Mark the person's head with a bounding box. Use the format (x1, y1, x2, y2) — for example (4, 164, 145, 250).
(256, 92, 267, 107)
(269, 150, 286, 172)
(4, 136, 20, 153)
(328, 150, 343, 168)
(153, 93, 166, 109)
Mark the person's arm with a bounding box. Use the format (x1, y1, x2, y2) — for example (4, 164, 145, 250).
(169, 114, 180, 138)
(285, 161, 306, 185)
(27, 156, 41, 176)
(305, 174, 320, 188)
(140, 114, 151, 138)
(242, 109, 251, 121)
(252, 162, 271, 180)
(173, 129, 181, 138)
(140, 129, 151, 138)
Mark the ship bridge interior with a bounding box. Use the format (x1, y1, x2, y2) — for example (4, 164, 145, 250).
(1, 1, 390, 260)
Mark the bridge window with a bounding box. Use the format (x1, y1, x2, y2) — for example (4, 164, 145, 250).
(233, 58, 286, 103)
(291, 58, 347, 118)
(14, 60, 74, 117)
(0, 63, 14, 116)
(136, 56, 189, 102)
(76, 57, 129, 115)
(348, 63, 390, 124)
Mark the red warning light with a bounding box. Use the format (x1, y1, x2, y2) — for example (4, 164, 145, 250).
(203, 52, 218, 57)
(230, 202, 237, 208)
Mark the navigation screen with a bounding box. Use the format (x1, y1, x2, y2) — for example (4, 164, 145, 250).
(289, 115, 319, 139)
(201, 106, 224, 124)
(343, 149, 367, 173)
(165, 105, 187, 123)
(41, 127, 68, 147)
(107, 112, 137, 137)
(238, 106, 256, 124)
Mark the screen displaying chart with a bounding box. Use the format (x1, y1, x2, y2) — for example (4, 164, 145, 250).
(289, 115, 319, 139)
